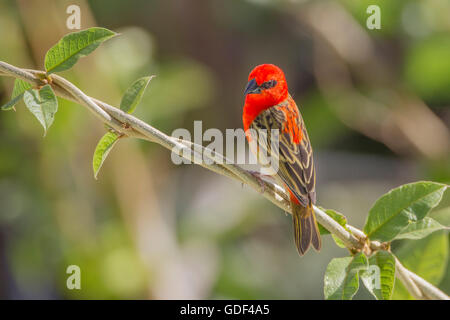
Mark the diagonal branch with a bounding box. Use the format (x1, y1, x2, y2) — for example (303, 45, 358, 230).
(0, 60, 448, 300)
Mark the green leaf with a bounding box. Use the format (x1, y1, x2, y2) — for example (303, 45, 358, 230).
(429, 206, 450, 227)
(317, 207, 349, 248)
(45, 27, 117, 74)
(1, 79, 33, 110)
(23, 85, 58, 135)
(331, 234, 347, 248)
(392, 231, 449, 299)
(361, 251, 396, 300)
(1, 94, 24, 111)
(12, 79, 33, 99)
(363, 181, 447, 242)
(324, 252, 368, 300)
(120, 76, 154, 114)
(395, 217, 447, 240)
(318, 207, 348, 235)
(396, 231, 448, 285)
(93, 131, 120, 179)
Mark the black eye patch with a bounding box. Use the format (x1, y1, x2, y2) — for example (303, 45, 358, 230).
(260, 80, 277, 90)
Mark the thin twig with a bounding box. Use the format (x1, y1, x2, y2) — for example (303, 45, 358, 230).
(1, 60, 448, 300)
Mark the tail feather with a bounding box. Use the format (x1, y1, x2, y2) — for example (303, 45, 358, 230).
(292, 202, 321, 255)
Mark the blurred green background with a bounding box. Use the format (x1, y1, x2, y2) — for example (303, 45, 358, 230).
(0, 0, 449, 299)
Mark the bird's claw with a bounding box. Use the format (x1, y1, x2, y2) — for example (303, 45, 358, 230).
(249, 171, 268, 194)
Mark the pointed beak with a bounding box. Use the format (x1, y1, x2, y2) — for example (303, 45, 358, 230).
(244, 78, 259, 96)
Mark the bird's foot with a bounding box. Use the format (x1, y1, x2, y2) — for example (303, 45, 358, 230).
(248, 170, 275, 194)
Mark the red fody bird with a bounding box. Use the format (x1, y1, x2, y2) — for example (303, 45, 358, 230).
(242, 64, 321, 255)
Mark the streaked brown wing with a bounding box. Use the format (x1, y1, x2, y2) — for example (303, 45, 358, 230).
(249, 96, 316, 206)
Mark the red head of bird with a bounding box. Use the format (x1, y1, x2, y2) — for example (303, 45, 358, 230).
(243, 64, 289, 131)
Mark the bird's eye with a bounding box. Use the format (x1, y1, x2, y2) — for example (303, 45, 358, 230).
(261, 80, 277, 89)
